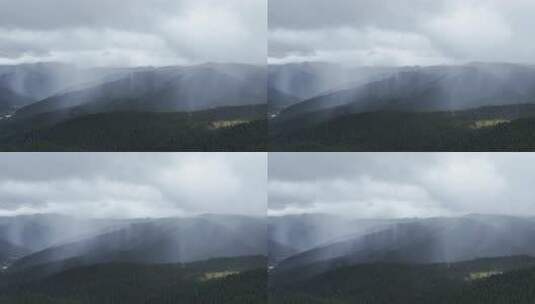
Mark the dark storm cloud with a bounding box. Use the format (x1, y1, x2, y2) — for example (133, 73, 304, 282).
(0, 153, 267, 218)
(0, 0, 266, 66)
(269, 0, 535, 65)
(269, 153, 535, 218)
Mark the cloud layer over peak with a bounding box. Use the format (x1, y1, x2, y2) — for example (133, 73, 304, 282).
(269, 0, 535, 65)
(0, 0, 267, 67)
(0, 153, 267, 218)
(269, 153, 535, 218)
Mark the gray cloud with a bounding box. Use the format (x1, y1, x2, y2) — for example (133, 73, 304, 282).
(269, 0, 535, 65)
(0, 0, 267, 66)
(269, 153, 535, 218)
(0, 153, 267, 218)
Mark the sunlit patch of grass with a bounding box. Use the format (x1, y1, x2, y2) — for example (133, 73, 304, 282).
(466, 271, 503, 281)
(471, 119, 511, 129)
(199, 271, 239, 281)
(209, 120, 249, 129)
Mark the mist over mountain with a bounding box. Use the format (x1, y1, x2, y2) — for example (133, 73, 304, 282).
(270, 214, 535, 304)
(0, 214, 266, 272)
(272, 214, 535, 274)
(269, 214, 403, 265)
(10, 214, 266, 272)
(0, 239, 28, 271)
(269, 62, 396, 110)
(0, 214, 121, 272)
(0, 63, 93, 101)
(0, 214, 130, 252)
(0, 62, 267, 151)
(0, 87, 33, 115)
(14, 63, 266, 119)
(269, 62, 535, 151)
(275, 63, 535, 118)
(0, 214, 268, 303)
(268, 154, 535, 303)
(0, 153, 268, 303)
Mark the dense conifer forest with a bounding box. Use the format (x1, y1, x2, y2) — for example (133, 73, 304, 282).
(0, 105, 267, 151)
(0, 256, 267, 304)
(270, 104, 535, 151)
(269, 256, 535, 304)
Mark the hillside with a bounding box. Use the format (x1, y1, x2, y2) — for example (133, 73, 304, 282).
(0, 63, 267, 151)
(0, 256, 267, 304)
(269, 215, 400, 259)
(10, 216, 266, 272)
(270, 63, 535, 151)
(14, 64, 265, 119)
(0, 87, 34, 115)
(278, 63, 535, 119)
(274, 215, 535, 273)
(0, 240, 29, 272)
(269, 63, 396, 104)
(0, 214, 268, 304)
(270, 256, 535, 304)
(0, 105, 267, 151)
(270, 104, 535, 151)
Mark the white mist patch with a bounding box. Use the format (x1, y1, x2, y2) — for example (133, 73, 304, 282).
(269, 27, 451, 66)
(0, 0, 266, 66)
(269, 153, 535, 218)
(427, 3, 513, 57)
(0, 153, 267, 218)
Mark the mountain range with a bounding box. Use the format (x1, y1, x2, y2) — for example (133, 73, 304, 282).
(0, 62, 267, 151)
(0, 214, 266, 272)
(0, 214, 267, 304)
(269, 62, 535, 151)
(269, 214, 535, 304)
(271, 214, 535, 273)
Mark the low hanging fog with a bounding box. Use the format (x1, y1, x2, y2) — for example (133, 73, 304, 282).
(268, 1, 535, 117)
(0, 0, 266, 67)
(0, 1, 268, 126)
(0, 153, 267, 271)
(268, 153, 535, 268)
(269, 0, 535, 65)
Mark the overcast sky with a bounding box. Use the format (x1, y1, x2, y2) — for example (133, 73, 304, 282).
(0, 0, 266, 67)
(269, 0, 535, 65)
(0, 153, 266, 218)
(269, 153, 535, 218)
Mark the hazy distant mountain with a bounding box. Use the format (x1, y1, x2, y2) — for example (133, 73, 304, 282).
(0, 87, 34, 114)
(0, 62, 267, 151)
(269, 62, 395, 105)
(271, 214, 535, 303)
(0, 239, 29, 271)
(268, 240, 299, 266)
(0, 214, 267, 304)
(15, 63, 266, 119)
(0, 63, 78, 101)
(10, 215, 266, 272)
(0, 214, 126, 253)
(269, 214, 403, 256)
(268, 86, 299, 113)
(0, 63, 132, 104)
(279, 63, 535, 120)
(276, 215, 535, 272)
